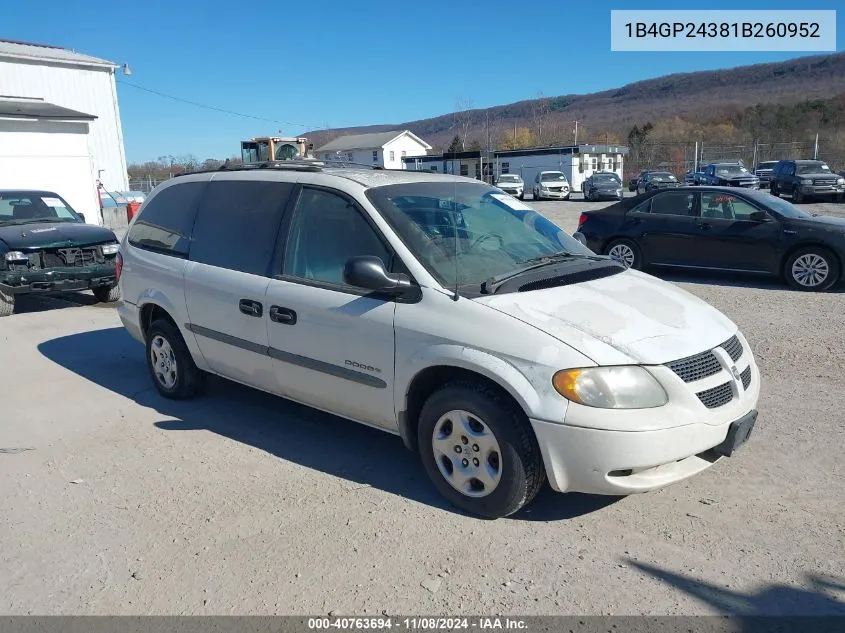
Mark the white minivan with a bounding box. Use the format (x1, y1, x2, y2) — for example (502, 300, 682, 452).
(116, 164, 760, 518)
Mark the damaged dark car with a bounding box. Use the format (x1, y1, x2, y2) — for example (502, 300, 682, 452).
(0, 190, 121, 317)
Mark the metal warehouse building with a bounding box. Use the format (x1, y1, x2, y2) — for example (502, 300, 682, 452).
(0, 39, 129, 225)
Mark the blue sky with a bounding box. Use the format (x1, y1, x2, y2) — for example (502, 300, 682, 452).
(3, 0, 842, 162)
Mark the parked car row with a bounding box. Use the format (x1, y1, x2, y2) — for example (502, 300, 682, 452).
(635, 159, 845, 203)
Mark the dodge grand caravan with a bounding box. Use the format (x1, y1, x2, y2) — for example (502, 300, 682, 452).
(116, 163, 760, 518)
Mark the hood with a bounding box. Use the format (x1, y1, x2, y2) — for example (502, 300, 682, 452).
(797, 171, 836, 178)
(793, 215, 845, 229)
(475, 269, 737, 365)
(0, 221, 117, 250)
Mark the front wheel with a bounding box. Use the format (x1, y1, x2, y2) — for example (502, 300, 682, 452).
(770, 182, 780, 197)
(605, 238, 642, 270)
(417, 381, 545, 518)
(792, 187, 804, 203)
(92, 284, 120, 303)
(146, 318, 205, 399)
(784, 247, 840, 291)
(518, 192, 524, 200)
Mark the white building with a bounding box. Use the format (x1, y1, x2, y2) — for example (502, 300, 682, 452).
(0, 39, 129, 225)
(493, 145, 628, 193)
(316, 130, 431, 169)
(403, 145, 628, 191)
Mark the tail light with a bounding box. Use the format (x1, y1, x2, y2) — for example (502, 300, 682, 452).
(115, 251, 124, 281)
(578, 213, 588, 228)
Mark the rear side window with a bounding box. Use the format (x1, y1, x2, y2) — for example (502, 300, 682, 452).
(189, 180, 293, 276)
(127, 182, 206, 256)
(650, 191, 694, 216)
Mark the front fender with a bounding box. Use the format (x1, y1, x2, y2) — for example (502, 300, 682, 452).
(396, 343, 571, 427)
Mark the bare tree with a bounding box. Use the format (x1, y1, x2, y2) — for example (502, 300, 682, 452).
(530, 91, 550, 146)
(454, 98, 474, 151)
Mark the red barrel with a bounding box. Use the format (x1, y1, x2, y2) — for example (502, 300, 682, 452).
(126, 202, 141, 222)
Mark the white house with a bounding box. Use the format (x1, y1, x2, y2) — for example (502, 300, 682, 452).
(493, 145, 628, 193)
(0, 39, 129, 225)
(316, 130, 431, 169)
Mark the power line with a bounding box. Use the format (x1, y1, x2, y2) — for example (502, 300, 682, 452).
(116, 79, 324, 130)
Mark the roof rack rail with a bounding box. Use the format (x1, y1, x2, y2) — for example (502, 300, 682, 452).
(170, 158, 396, 179)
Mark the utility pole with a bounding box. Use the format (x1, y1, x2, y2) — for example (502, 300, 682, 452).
(573, 120, 579, 146)
(814, 132, 819, 159)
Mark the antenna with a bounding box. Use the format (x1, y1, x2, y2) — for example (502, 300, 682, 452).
(451, 190, 459, 301)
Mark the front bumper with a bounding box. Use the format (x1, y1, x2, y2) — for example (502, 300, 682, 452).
(799, 184, 845, 196)
(539, 189, 570, 199)
(531, 409, 757, 494)
(532, 334, 761, 495)
(590, 190, 624, 200)
(0, 265, 115, 295)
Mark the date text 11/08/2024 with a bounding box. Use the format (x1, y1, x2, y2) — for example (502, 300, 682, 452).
(624, 21, 820, 39)
(307, 617, 527, 630)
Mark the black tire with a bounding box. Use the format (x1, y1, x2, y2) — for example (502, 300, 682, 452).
(604, 238, 642, 270)
(145, 318, 205, 399)
(0, 291, 14, 318)
(518, 192, 524, 201)
(92, 284, 120, 303)
(770, 182, 780, 197)
(792, 187, 804, 203)
(563, 193, 571, 201)
(533, 190, 541, 201)
(784, 247, 840, 292)
(417, 381, 545, 519)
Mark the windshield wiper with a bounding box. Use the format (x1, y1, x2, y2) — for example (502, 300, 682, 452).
(480, 252, 604, 294)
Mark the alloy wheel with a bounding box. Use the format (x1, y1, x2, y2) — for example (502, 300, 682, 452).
(431, 409, 502, 498)
(608, 243, 636, 268)
(791, 253, 829, 288)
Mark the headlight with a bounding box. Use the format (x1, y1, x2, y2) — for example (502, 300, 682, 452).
(101, 243, 119, 255)
(552, 366, 668, 409)
(4, 251, 27, 262)
(800, 178, 813, 185)
(837, 177, 844, 185)
(540, 185, 549, 190)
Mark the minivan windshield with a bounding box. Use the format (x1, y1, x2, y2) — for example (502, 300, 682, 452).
(366, 182, 595, 288)
(540, 172, 566, 182)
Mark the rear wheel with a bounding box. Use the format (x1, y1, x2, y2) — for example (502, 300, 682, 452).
(417, 381, 544, 518)
(605, 238, 641, 270)
(92, 284, 120, 303)
(0, 291, 14, 317)
(784, 247, 840, 291)
(145, 318, 205, 399)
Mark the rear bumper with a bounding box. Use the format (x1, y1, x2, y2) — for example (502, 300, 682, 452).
(531, 409, 757, 495)
(117, 299, 145, 344)
(0, 266, 115, 295)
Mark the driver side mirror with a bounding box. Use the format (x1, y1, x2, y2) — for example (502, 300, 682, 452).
(749, 210, 772, 222)
(343, 256, 416, 298)
(77, 213, 86, 223)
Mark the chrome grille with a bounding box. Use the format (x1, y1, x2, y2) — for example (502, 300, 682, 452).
(741, 366, 751, 390)
(721, 335, 743, 362)
(666, 350, 721, 383)
(697, 381, 734, 409)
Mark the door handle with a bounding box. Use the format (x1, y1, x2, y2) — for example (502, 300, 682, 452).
(239, 299, 263, 317)
(269, 305, 297, 325)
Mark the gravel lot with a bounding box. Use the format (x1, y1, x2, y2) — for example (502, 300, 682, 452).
(1, 193, 844, 616)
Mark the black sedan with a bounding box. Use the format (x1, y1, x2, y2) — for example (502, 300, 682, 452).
(573, 186, 845, 291)
(582, 172, 624, 201)
(637, 171, 679, 194)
